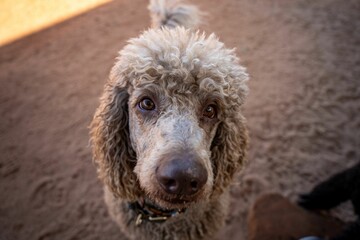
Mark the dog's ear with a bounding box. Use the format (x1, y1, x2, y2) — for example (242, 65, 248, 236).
(210, 115, 248, 195)
(90, 83, 141, 200)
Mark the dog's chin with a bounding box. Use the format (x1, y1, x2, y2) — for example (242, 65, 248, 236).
(146, 190, 209, 211)
(155, 197, 194, 210)
(151, 199, 194, 211)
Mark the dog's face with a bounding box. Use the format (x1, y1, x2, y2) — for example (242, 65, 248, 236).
(127, 76, 225, 209)
(91, 28, 249, 209)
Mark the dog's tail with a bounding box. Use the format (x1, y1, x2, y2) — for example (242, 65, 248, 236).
(148, 0, 201, 29)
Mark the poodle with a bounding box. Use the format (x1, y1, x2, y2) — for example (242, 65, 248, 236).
(298, 163, 360, 240)
(90, 0, 249, 239)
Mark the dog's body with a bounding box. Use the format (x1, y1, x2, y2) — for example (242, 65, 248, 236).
(90, 1, 249, 239)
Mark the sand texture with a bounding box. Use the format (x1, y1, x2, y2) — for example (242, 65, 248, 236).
(0, 0, 359, 239)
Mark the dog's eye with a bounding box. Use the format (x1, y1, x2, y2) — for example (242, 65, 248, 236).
(139, 98, 155, 111)
(203, 105, 217, 119)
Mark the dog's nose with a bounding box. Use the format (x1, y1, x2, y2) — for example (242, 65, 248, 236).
(156, 156, 208, 196)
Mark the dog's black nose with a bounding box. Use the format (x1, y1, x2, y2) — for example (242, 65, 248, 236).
(156, 155, 208, 196)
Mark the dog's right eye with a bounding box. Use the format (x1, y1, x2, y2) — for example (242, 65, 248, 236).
(138, 98, 156, 111)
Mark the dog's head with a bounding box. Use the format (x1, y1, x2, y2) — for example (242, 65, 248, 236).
(91, 27, 248, 210)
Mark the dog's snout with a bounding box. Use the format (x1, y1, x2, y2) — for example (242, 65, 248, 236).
(156, 155, 208, 196)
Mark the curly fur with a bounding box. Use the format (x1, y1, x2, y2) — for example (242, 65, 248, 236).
(90, 2, 249, 239)
(148, 0, 201, 29)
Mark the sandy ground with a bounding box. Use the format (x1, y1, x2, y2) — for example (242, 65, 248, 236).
(0, 0, 359, 239)
(0, 0, 111, 45)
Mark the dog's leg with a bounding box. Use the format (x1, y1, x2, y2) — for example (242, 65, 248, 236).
(298, 163, 360, 210)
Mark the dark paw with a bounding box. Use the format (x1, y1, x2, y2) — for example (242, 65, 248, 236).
(298, 191, 342, 211)
(297, 193, 322, 210)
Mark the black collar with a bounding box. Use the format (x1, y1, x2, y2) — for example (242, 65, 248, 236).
(128, 200, 186, 226)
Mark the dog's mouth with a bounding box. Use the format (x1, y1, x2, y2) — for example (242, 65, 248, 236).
(165, 197, 191, 205)
(141, 181, 210, 210)
(139, 197, 188, 214)
(159, 197, 193, 209)
(147, 191, 202, 210)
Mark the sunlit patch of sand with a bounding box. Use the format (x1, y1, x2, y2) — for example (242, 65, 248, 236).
(0, 0, 112, 46)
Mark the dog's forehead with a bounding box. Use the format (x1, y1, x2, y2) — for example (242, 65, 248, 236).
(117, 27, 244, 82)
(111, 27, 249, 107)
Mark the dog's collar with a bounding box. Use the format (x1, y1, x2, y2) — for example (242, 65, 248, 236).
(128, 200, 186, 226)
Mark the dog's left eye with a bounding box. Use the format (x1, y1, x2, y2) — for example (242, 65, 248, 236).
(139, 98, 156, 111)
(203, 105, 217, 119)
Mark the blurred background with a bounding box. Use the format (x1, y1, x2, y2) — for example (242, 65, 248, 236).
(0, 0, 359, 239)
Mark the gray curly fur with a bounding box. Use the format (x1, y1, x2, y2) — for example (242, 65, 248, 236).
(90, 2, 249, 240)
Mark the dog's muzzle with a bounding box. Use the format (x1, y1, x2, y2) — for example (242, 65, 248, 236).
(156, 153, 208, 197)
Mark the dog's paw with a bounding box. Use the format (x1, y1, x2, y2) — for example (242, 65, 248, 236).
(297, 193, 323, 210)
